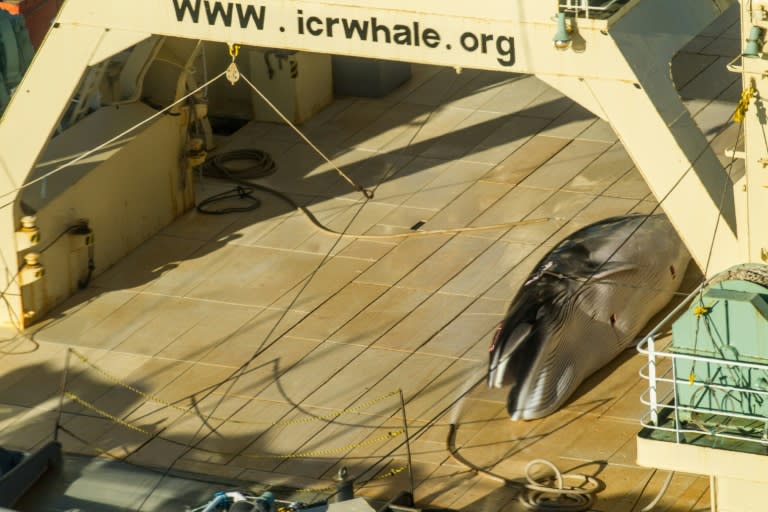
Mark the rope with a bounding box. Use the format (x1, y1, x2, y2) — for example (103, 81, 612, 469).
(64, 389, 404, 459)
(201, 149, 277, 180)
(446, 423, 514, 486)
(336, 218, 553, 240)
(290, 465, 408, 495)
(342, 99, 742, 499)
(240, 430, 404, 460)
(214, 181, 551, 239)
(56, 423, 359, 497)
(196, 149, 553, 238)
(703, 115, 742, 277)
(447, 424, 600, 510)
(68, 348, 399, 427)
(363, 464, 408, 483)
(519, 459, 600, 511)
(65, 391, 152, 436)
(640, 471, 674, 512)
(58, 422, 402, 499)
(196, 186, 261, 215)
(0, 69, 229, 203)
(239, 73, 373, 199)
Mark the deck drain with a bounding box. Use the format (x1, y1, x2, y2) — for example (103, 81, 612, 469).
(410, 220, 426, 231)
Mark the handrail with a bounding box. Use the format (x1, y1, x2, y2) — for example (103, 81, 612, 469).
(637, 278, 768, 449)
(638, 337, 768, 371)
(640, 413, 768, 446)
(559, 0, 624, 19)
(639, 369, 768, 400)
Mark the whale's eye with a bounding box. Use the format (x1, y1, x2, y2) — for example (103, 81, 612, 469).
(610, 314, 617, 326)
(669, 265, 676, 279)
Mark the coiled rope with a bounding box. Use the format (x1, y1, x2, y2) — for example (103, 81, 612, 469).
(519, 459, 600, 511)
(196, 149, 278, 214)
(446, 424, 600, 511)
(202, 149, 278, 180)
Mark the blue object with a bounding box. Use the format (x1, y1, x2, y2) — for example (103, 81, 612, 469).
(253, 491, 275, 512)
(744, 25, 764, 58)
(672, 270, 768, 424)
(553, 12, 571, 49)
(202, 491, 232, 512)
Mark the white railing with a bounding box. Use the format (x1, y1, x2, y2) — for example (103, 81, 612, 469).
(559, 0, 623, 19)
(636, 284, 768, 448)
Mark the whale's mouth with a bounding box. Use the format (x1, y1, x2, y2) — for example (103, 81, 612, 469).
(508, 365, 555, 421)
(506, 368, 534, 420)
(489, 322, 534, 388)
(498, 327, 542, 418)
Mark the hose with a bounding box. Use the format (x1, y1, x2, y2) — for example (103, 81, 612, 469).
(197, 149, 552, 238)
(197, 186, 262, 215)
(640, 471, 674, 512)
(196, 149, 275, 214)
(446, 423, 513, 486)
(200, 149, 278, 181)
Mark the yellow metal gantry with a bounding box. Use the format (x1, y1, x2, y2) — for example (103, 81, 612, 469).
(0, 0, 740, 326)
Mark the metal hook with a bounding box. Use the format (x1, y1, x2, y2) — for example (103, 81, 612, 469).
(228, 43, 241, 61)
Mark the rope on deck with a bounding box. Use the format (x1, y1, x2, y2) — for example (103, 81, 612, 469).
(68, 348, 399, 427)
(446, 423, 601, 511)
(61, 390, 404, 460)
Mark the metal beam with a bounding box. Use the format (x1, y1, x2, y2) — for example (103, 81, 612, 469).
(739, 0, 768, 270)
(542, 0, 741, 275)
(0, 0, 743, 324)
(54, 0, 637, 79)
(0, 23, 150, 325)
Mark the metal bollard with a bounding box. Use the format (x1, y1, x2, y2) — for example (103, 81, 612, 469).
(333, 467, 355, 502)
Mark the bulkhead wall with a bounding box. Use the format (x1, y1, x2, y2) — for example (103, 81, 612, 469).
(18, 102, 191, 324)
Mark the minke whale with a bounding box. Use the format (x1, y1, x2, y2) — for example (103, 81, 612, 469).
(488, 214, 690, 420)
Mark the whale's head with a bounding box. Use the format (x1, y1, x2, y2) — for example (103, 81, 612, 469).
(487, 273, 576, 420)
(487, 215, 690, 421)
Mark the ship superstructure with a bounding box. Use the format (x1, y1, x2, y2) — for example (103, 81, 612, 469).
(0, 1, 765, 510)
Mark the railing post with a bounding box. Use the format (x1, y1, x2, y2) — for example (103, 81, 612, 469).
(647, 336, 659, 426)
(671, 352, 682, 444)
